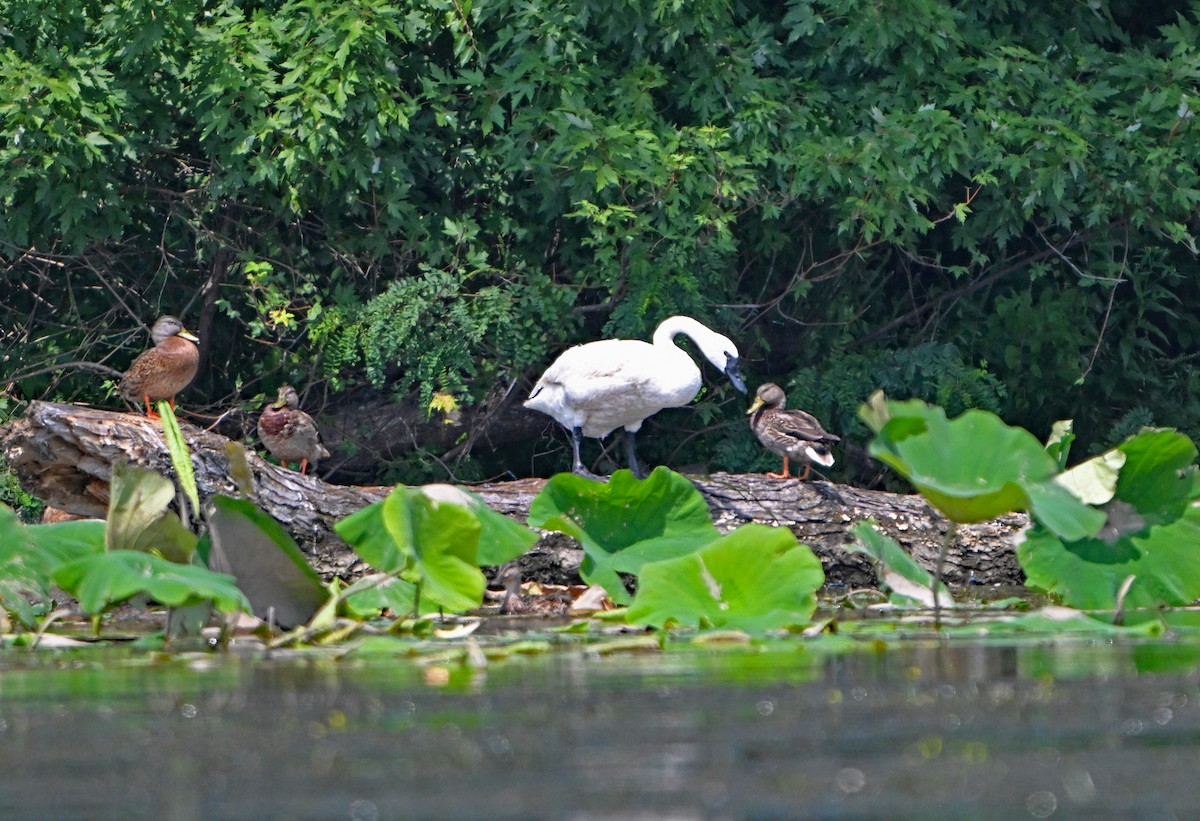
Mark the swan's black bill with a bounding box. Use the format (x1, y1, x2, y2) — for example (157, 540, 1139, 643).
(725, 356, 747, 394)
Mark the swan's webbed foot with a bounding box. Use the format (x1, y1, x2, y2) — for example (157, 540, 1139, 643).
(570, 426, 607, 481)
(571, 464, 608, 482)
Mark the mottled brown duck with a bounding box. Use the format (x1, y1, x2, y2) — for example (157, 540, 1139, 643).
(119, 315, 200, 419)
(747, 382, 839, 480)
(257, 385, 330, 475)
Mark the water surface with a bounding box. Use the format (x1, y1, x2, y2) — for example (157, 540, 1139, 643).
(1, 638, 1197, 819)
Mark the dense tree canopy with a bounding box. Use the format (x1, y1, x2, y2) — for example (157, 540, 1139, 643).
(2, 0, 1198, 488)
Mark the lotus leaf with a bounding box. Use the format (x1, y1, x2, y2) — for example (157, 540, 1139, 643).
(106, 462, 198, 563)
(335, 486, 485, 614)
(0, 504, 47, 626)
(625, 524, 823, 631)
(847, 521, 952, 606)
(53, 550, 250, 616)
(1018, 429, 1200, 610)
(861, 396, 1104, 539)
(527, 467, 720, 604)
(207, 496, 328, 628)
(419, 484, 538, 566)
(340, 575, 419, 619)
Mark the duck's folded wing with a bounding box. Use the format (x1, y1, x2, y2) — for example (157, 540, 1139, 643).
(776, 410, 840, 443)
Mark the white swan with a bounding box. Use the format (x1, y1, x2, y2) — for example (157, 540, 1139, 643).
(525, 315, 746, 478)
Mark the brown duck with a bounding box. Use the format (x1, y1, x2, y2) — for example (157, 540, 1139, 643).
(257, 385, 330, 475)
(119, 315, 200, 419)
(747, 382, 839, 480)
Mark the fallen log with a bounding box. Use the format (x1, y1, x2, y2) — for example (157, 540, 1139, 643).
(1, 401, 1027, 590)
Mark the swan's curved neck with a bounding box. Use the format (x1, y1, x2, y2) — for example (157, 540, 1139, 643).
(652, 316, 735, 368)
(653, 316, 709, 347)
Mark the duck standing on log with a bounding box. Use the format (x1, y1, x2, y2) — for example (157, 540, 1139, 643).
(258, 385, 330, 475)
(525, 315, 746, 479)
(119, 315, 200, 419)
(747, 382, 839, 480)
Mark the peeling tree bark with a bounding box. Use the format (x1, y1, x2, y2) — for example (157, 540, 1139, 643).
(1, 401, 1027, 590)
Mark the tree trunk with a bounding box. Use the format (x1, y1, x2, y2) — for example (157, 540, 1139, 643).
(1, 401, 1027, 589)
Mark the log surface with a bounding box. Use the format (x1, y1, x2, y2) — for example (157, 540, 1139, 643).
(1, 401, 1027, 589)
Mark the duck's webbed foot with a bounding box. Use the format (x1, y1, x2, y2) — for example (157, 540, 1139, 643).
(766, 456, 792, 479)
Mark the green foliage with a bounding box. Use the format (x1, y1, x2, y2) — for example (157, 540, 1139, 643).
(847, 521, 953, 607)
(339, 575, 418, 621)
(334, 484, 531, 614)
(27, 518, 108, 566)
(1018, 429, 1200, 610)
(158, 402, 200, 519)
(1, 510, 107, 628)
(4, 0, 1200, 479)
(625, 524, 824, 632)
(0, 493, 248, 622)
(106, 462, 198, 564)
(863, 393, 1200, 612)
(207, 495, 328, 629)
(53, 551, 249, 617)
(528, 467, 720, 604)
(0, 458, 44, 523)
(861, 393, 1105, 538)
(0, 503, 50, 627)
(457, 487, 541, 566)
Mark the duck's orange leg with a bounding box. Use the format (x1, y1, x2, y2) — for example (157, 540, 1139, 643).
(299, 459, 310, 476)
(767, 456, 791, 479)
(143, 395, 161, 420)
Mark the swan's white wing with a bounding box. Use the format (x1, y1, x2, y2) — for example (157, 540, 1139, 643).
(526, 338, 700, 436)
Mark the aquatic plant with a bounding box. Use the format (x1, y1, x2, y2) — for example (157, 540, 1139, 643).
(861, 393, 1200, 613)
(626, 524, 824, 631)
(1018, 429, 1200, 611)
(528, 467, 825, 628)
(336, 484, 537, 614)
(847, 521, 953, 608)
(527, 467, 721, 605)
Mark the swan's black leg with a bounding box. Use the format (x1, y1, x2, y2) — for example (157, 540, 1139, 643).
(570, 426, 587, 473)
(570, 426, 605, 481)
(625, 430, 647, 479)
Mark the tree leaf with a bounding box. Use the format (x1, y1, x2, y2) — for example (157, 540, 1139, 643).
(626, 524, 824, 632)
(207, 495, 328, 628)
(528, 467, 720, 604)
